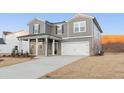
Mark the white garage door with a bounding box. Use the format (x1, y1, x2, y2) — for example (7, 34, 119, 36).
(61, 41, 89, 55)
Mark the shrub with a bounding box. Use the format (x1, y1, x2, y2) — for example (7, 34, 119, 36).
(11, 46, 19, 57)
(20, 49, 24, 55)
(97, 50, 104, 56)
(103, 42, 124, 52)
(25, 51, 29, 57)
(29, 48, 33, 55)
(96, 46, 104, 56)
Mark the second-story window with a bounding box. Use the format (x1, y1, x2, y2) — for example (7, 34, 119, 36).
(56, 24, 64, 34)
(33, 24, 40, 34)
(73, 21, 86, 33)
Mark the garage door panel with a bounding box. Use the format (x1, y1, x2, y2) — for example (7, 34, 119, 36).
(62, 41, 89, 55)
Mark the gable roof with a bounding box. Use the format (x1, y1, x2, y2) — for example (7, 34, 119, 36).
(66, 13, 94, 22)
(2, 30, 29, 41)
(28, 18, 46, 25)
(0, 38, 5, 44)
(28, 13, 103, 33)
(52, 21, 66, 24)
(66, 13, 103, 33)
(3, 31, 12, 35)
(93, 17, 103, 33)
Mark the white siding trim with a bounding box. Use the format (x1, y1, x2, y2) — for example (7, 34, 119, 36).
(62, 36, 92, 39)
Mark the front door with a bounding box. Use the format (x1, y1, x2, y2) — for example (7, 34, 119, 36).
(30, 41, 36, 55)
(55, 42, 59, 55)
(38, 42, 44, 55)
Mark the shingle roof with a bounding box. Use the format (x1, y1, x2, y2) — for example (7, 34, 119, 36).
(52, 21, 66, 24)
(93, 17, 103, 33)
(17, 33, 62, 39)
(28, 13, 103, 33)
(0, 38, 5, 44)
(3, 31, 12, 35)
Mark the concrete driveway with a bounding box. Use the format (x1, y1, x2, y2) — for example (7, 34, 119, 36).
(0, 56, 83, 79)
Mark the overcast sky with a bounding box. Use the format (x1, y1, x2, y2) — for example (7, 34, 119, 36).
(0, 13, 124, 37)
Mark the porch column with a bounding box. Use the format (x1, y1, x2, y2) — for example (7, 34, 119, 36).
(52, 39, 55, 56)
(45, 37, 48, 56)
(28, 38, 30, 54)
(36, 38, 38, 56)
(19, 39, 22, 53)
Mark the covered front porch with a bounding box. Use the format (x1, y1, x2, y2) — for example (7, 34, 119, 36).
(18, 34, 62, 56)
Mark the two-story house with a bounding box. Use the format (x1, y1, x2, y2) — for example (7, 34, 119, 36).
(18, 13, 103, 56)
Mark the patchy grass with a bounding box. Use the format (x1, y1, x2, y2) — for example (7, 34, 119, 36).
(0, 57, 32, 67)
(41, 53, 124, 79)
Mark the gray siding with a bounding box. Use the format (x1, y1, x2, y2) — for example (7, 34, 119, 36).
(53, 23, 68, 38)
(29, 19, 45, 34)
(67, 16, 93, 37)
(48, 16, 93, 38)
(45, 22, 53, 35)
(29, 15, 93, 38)
(51, 25, 56, 35)
(45, 22, 68, 38)
(93, 22, 102, 55)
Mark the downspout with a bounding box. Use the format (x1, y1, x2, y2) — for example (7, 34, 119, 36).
(92, 19, 95, 55)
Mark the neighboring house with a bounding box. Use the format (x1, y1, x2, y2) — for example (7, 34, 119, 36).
(0, 38, 5, 44)
(0, 30, 29, 56)
(0, 38, 6, 55)
(18, 13, 103, 56)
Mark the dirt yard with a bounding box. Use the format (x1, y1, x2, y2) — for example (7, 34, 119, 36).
(41, 53, 124, 79)
(0, 57, 32, 67)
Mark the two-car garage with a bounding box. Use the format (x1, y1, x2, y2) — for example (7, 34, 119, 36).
(61, 41, 90, 56)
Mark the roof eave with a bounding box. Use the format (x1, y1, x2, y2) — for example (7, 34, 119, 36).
(27, 18, 46, 25)
(66, 13, 94, 22)
(93, 18, 103, 33)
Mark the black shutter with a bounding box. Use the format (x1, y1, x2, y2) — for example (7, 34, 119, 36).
(56, 26, 58, 34)
(38, 24, 40, 33)
(62, 25, 64, 33)
(33, 25, 34, 34)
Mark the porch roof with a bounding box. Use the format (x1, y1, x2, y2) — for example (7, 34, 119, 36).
(17, 33, 62, 40)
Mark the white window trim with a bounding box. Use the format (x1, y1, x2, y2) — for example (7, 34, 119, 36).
(73, 21, 86, 33)
(33, 24, 39, 34)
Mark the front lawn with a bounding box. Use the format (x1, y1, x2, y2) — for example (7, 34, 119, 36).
(41, 53, 124, 79)
(0, 57, 32, 67)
